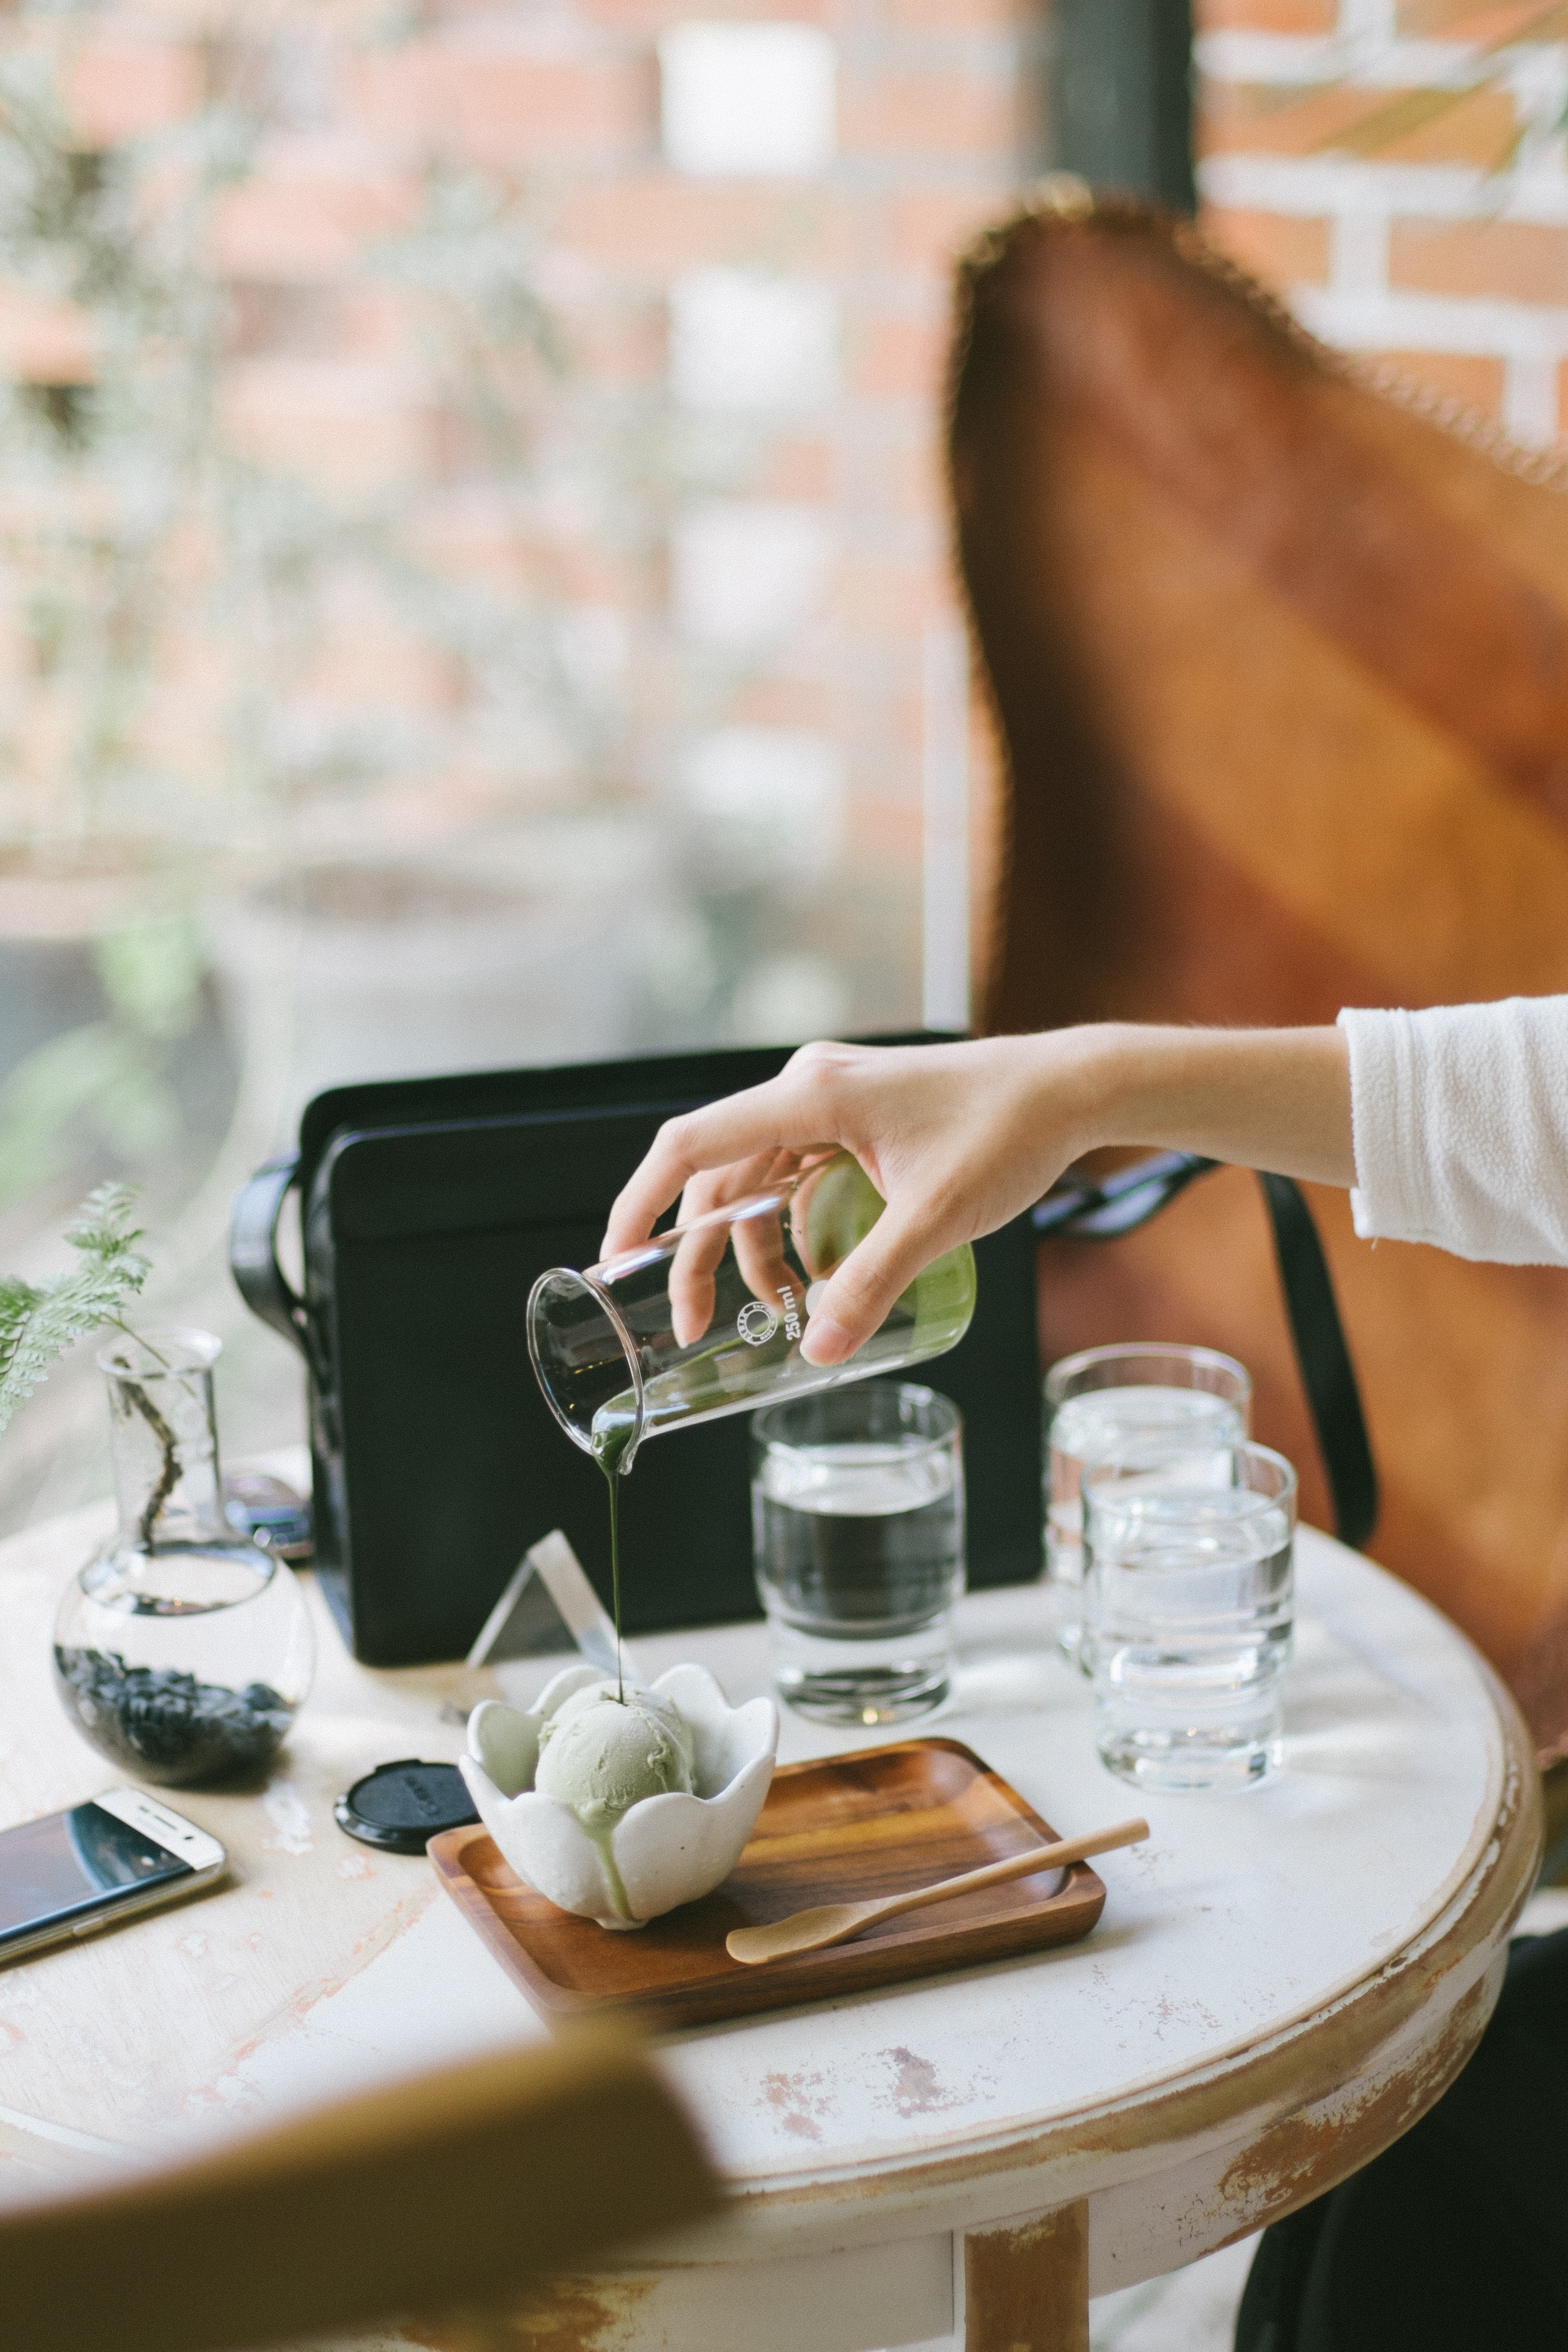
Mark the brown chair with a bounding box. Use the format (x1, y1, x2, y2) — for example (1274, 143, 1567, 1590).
(949, 179, 1568, 1766)
(0, 2023, 715, 2352)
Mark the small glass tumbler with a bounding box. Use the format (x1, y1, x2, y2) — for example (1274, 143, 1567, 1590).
(1044, 1344, 1251, 1671)
(751, 1380, 965, 1725)
(54, 1331, 316, 1788)
(1085, 1441, 1296, 1793)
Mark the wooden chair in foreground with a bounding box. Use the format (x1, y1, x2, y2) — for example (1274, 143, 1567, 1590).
(0, 2023, 715, 2352)
(950, 180, 1568, 1770)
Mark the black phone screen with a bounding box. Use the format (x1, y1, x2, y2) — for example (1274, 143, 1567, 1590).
(0, 1803, 191, 1947)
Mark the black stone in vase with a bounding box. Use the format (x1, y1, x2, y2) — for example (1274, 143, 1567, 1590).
(53, 1646, 293, 1787)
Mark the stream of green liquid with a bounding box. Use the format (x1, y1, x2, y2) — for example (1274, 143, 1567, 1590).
(591, 1414, 635, 1704)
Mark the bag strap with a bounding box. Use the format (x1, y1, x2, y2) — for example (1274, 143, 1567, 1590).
(229, 1155, 308, 1358)
(1255, 1172, 1378, 1551)
(1035, 1155, 1379, 1551)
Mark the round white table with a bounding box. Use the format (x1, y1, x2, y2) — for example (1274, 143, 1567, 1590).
(0, 1498, 1542, 2352)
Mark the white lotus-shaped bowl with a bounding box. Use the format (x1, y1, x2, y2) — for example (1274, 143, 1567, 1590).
(460, 1662, 779, 1931)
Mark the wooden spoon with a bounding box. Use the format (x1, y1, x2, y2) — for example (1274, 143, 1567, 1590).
(724, 1815, 1150, 1966)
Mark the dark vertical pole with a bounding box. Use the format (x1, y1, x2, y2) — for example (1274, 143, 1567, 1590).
(1049, 0, 1196, 215)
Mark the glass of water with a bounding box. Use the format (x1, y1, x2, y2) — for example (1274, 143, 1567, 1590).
(1045, 1344, 1251, 1670)
(1085, 1441, 1296, 1793)
(751, 1380, 964, 1725)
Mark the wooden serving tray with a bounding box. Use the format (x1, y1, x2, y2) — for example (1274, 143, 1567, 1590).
(428, 1736, 1106, 2031)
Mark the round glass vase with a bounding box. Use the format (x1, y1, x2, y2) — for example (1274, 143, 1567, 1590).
(53, 1331, 316, 1789)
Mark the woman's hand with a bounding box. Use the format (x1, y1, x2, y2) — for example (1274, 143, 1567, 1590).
(600, 1034, 1102, 1364)
(600, 1024, 1354, 1367)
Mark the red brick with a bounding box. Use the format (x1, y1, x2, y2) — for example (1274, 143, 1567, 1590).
(1393, 4, 1539, 34)
(838, 554, 949, 637)
(1198, 76, 1519, 168)
(553, 543, 647, 608)
(1201, 206, 1330, 289)
(882, 0, 1024, 25)
(1390, 217, 1568, 305)
(840, 71, 1019, 158)
(847, 311, 947, 400)
(861, 428, 950, 515)
(65, 40, 203, 147)
(225, 282, 428, 368)
(1195, 0, 1338, 26)
(348, 45, 652, 166)
(845, 797, 923, 859)
(581, 0, 831, 25)
(1375, 349, 1506, 421)
(759, 438, 837, 500)
(302, 634, 457, 715)
(885, 186, 1016, 274)
(336, 290, 424, 366)
(569, 300, 665, 384)
(0, 282, 94, 382)
(226, 284, 342, 359)
(211, 149, 419, 282)
(222, 359, 435, 490)
(729, 677, 836, 730)
(412, 499, 533, 595)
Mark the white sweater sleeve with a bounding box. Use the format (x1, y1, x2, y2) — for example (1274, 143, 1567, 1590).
(1337, 998, 1568, 1265)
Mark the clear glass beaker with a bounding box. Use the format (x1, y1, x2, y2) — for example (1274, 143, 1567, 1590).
(527, 1153, 977, 1473)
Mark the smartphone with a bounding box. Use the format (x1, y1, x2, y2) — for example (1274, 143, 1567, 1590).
(0, 1788, 228, 1966)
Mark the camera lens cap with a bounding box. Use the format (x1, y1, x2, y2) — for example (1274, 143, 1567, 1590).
(334, 1760, 479, 1854)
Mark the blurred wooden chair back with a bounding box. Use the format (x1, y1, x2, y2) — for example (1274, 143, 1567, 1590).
(0, 2023, 715, 2352)
(949, 181, 1568, 1762)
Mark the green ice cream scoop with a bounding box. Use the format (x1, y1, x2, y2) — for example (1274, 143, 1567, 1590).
(535, 1680, 696, 1830)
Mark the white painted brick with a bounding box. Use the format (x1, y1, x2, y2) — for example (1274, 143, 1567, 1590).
(1504, 353, 1561, 445)
(1202, 152, 1452, 219)
(1200, 153, 1568, 227)
(1338, 0, 1397, 42)
(1196, 32, 1485, 89)
(671, 499, 835, 649)
(660, 23, 835, 178)
(1329, 209, 1388, 296)
(680, 725, 845, 879)
(669, 268, 838, 410)
(1295, 286, 1568, 361)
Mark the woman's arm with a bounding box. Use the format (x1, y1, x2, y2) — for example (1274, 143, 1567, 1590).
(602, 1025, 1353, 1367)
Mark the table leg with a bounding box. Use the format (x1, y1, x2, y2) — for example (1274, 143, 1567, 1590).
(963, 2202, 1089, 2352)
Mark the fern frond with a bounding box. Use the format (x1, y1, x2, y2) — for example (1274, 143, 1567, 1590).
(0, 1185, 152, 1436)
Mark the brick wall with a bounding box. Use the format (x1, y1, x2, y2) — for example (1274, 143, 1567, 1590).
(1197, 2, 1568, 447)
(0, 1, 1041, 1055)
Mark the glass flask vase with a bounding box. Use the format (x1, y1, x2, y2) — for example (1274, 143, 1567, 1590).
(53, 1331, 315, 1788)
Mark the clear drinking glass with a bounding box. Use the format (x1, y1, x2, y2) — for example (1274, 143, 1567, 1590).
(1085, 1441, 1296, 1793)
(751, 1380, 964, 1725)
(528, 1153, 976, 1474)
(1044, 1344, 1251, 1671)
(54, 1331, 316, 1788)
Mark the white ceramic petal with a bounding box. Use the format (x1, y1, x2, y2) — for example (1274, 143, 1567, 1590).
(462, 1665, 779, 1931)
(611, 1750, 778, 1920)
(465, 1698, 540, 1798)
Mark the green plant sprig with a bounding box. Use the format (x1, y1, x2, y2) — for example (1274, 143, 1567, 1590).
(0, 1183, 151, 1437)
